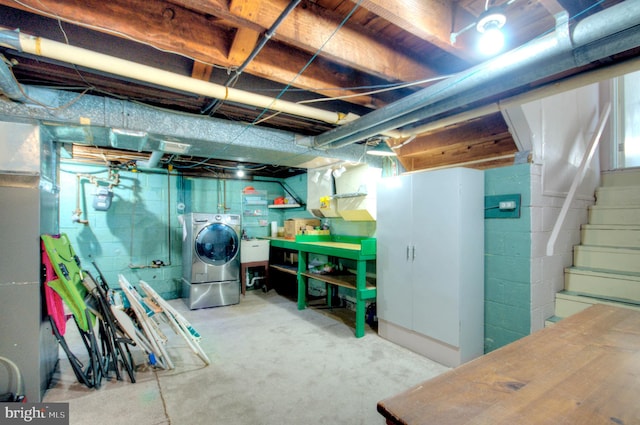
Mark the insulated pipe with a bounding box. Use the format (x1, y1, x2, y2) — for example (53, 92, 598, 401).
(315, 0, 640, 149)
(0, 28, 358, 126)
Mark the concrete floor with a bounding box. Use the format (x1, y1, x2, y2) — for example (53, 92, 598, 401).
(43, 289, 449, 424)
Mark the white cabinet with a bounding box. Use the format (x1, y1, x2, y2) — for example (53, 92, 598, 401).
(376, 167, 484, 367)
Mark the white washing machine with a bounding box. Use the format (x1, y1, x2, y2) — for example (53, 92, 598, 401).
(181, 213, 241, 309)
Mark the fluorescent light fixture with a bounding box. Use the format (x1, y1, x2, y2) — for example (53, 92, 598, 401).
(476, 8, 506, 56)
(366, 143, 397, 156)
(159, 140, 191, 154)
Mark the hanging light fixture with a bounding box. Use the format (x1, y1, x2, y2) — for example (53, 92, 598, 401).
(476, 7, 507, 56)
(332, 165, 347, 178)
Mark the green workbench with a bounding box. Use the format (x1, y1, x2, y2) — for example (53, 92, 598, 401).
(267, 235, 376, 338)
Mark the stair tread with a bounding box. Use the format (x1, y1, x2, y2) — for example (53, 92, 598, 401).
(590, 205, 640, 209)
(556, 290, 640, 307)
(566, 266, 640, 279)
(574, 245, 640, 250)
(601, 168, 640, 186)
(582, 224, 640, 230)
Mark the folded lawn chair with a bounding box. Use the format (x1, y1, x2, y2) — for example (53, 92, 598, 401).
(41, 234, 104, 388)
(118, 275, 174, 370)
(139, 280, 210, 366)
(81, 270, 136, 383)
(41, 234, 137, 387)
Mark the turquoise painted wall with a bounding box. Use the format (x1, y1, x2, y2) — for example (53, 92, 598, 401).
(484, 163, 532, 352)
(58, 163, 308, 299)
(58, 160, 534, 349)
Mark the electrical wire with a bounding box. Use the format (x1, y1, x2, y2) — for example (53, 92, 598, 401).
(205, 0, 366, 163)
(295, 75, 452, 105)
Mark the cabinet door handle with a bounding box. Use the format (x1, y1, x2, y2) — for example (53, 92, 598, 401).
(406, 246, 410, 261)
(412, 246, 416, 261)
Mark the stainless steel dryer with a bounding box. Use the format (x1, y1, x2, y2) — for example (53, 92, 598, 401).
(181, 213, 241, 309)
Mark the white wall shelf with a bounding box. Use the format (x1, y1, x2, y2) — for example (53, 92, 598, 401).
(268, 204, 302, 209)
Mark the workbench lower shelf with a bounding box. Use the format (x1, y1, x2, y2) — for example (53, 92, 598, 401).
(270, 264, 298, 276)
(267, 235, 377, 338)
(300, 272, 376, 292)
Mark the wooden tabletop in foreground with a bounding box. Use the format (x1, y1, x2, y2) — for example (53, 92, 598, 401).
(377, 304, 640, 425)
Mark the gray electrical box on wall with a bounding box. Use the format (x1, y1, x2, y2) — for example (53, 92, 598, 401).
(485, 194, 521, 218)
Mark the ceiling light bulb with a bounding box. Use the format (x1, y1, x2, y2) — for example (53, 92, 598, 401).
(476, 8, 506, 56)
(478, 24, 505, 55)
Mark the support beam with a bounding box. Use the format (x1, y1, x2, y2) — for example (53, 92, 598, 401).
(228, 0, 261, 65)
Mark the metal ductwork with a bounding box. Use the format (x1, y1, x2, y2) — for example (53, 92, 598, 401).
(313, 0, 640, 149)
(0, 53, 56, 106)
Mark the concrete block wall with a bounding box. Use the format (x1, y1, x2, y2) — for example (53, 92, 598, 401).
(59, 163, 307, 299)
(484, 162, 594, 351)
(58, 165, 184, 299)
(484, 163, 532, 352)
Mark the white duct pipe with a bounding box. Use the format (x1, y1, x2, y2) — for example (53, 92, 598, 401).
(136, 150, 163, 169)
(0, 28, 359, 126)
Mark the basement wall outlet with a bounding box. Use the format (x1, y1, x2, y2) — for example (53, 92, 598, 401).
(485, 194, 521, 219)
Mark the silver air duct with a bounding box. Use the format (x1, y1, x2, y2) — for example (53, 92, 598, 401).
(313, 0, 640, 149)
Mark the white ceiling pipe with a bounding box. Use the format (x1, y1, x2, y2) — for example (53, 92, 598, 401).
(0, 28, 359, 126)
(396, 55, 640, 139)
(396, 103, 501, 138)
(316, 0, 640, 149)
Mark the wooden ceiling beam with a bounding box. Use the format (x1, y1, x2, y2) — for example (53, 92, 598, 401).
(356, 0, 473, 61)
(399, 135, 517, 171)
(0, 0, 386, 108)
(191, 61, 214, 81)
(228, 0, 261, 66)
(172, 0, 442, 83)
(245, 43, 384, 108)
(0, 0, 233, 66)
(396, 112, 510, 156)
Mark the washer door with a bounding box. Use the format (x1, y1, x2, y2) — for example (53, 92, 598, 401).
(195, 223, 239, 265)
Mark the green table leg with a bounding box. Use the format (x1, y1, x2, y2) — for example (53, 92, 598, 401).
(354, 259, 367, 338)
(297, 250, 307, 310)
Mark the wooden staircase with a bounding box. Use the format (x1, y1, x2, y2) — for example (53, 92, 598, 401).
(550, 168, 640, 323)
